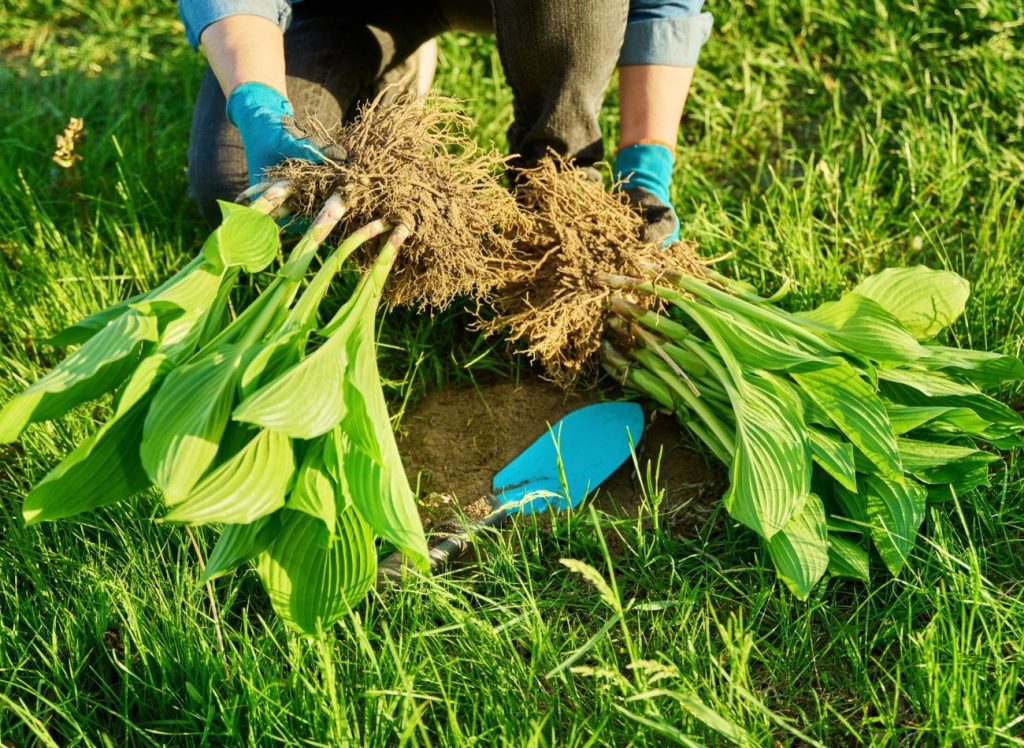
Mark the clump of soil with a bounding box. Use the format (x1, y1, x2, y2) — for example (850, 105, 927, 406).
(266, 94, 527, 311)
(479, 158, 706, 386)
(397, 377, 722, 539)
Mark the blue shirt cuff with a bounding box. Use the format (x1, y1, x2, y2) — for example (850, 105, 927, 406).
(179, 0, 292, 50)
(620, 12, 714, 67)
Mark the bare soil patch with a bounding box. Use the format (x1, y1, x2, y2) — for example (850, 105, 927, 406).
(397, 377, 722, 540)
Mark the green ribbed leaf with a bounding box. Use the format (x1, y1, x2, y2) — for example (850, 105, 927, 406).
(808, 428, 857, 493)
(865, 475, 927, 576)
(287, 438, 337, 534)
(238, 330, 306, 398)
(851, 267, 969, 340)
(833, 484, 868, 524)
(46, 257, 206, 347)
(795, 293, 926, 364)
(163, 429, 294, 524)
(202, 202, 280, 272)
(201, 512, 283, 582)
(885, 404, 993, 438)
(766, 493, 829, 599)
(880, 370, 1024, 447)
(792, 360, 902, 481)
(0, 309, 159, 443)
(232, 332, 348, 438)
(257, 507, 377, 635)
(687, 305, 817, 371)
(22, 396, 153, 525)
(113, 353, 173, 418)
(723, 373, 810, 540)
(919, 346, 1024, 388)
(897, 437, 998, 489)
(827, 534, 870, 582)
(340, 430, 428, 570)
(141, 345, 241, 502)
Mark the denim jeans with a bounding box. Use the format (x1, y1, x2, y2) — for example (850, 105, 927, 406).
(186, 0, 629, 225)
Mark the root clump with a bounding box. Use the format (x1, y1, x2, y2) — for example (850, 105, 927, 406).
(482, 158, 705, 386)
(267, 94, 526, 310)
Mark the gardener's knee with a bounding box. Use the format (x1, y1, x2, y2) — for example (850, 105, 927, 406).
(187, 68, 248, 227)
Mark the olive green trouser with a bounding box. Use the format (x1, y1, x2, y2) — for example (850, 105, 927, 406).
(187, 0, 629, 225)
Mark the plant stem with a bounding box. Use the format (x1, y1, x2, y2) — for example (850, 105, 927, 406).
(248, 180, 293, 215)
(609, 296, 692, 346)
(320, 224, 410, 336)
(200, 194, 349, 354)
(632, 347, 737, 455)
(279, 195, 347, 282)
(283, 220, 388, 331)
(686, 419, 734, 463)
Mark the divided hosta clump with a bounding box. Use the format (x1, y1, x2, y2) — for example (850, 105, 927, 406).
(495, 164, 1024, 598)
(1, 95, 522, 635)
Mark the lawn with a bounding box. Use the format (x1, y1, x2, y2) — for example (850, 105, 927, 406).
(1, 1, 1023, 745)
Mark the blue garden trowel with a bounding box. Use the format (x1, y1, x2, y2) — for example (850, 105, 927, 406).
(378, 401, 645, 580)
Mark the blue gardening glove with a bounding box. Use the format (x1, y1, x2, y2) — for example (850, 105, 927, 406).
(614, 142, 680, 245)
(226, 82, 342, 186)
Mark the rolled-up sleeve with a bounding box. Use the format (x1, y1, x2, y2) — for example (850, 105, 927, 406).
(179, 0, 293, 49)
(621, 0, 714, 67)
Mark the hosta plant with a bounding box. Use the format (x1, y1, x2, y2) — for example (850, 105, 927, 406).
(2, 95, 523, 635)
(490, 162, 1024, 598)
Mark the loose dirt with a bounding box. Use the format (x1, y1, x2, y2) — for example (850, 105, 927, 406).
(397, 377, 723, 540)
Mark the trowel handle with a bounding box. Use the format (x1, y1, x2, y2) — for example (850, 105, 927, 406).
(377, 503, 511, 583)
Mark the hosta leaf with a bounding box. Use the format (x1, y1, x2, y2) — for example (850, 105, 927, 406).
(833, 484, 868, 524)
(47, 298, 140, 348)
(113, 353, 174, 417)
(22, 397, 153, 525)
(865, 475, 927, 576)
(341, 333, 388, 460)
(238, 330, 306, 398)
(766, 493, 829, 599)
(723, 373, 810, 540)
(340, 433, 429, 570)
(919, 346, 1024, 388)
(201, 512, 283, 582)
(880, 370, 1024, 446)
(0, 309, 159, 443)
(287, 438, 337, 534)
(827, 534, 870, 582)
(808, 428, 857, 493)
(795, 293, 926, 364)
(202, 201, 280, 272)
(141, 345, 241, 502)
(45, 257, 208, 347)
(851, 267, 970, 340)
(163, 429, 294, 524)
(792, 360, 902, 481)
(897, 437, 998, 488)
(141, 261, 229, 363)
(878, 367, 979, 397)
(257, 507, 377, 635)
(232, 333, 348, 438)
(684, 304, 816, 371)
(885, 404, 992, 438)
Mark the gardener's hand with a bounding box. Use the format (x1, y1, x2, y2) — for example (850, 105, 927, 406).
(226, 82, 345, 186)
(614, 142, 680, 245)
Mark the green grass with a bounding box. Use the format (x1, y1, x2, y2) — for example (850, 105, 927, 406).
(2, 1, 1023, 744)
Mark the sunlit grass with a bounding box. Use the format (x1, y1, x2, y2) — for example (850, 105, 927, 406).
(1, 1, 1022, 745)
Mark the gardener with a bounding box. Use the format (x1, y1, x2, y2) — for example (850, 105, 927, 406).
(180, 0, 712, 244)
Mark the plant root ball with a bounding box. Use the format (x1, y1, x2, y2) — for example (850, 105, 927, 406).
(482, 157, 705, 386)
(266, 94, 527, 311)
